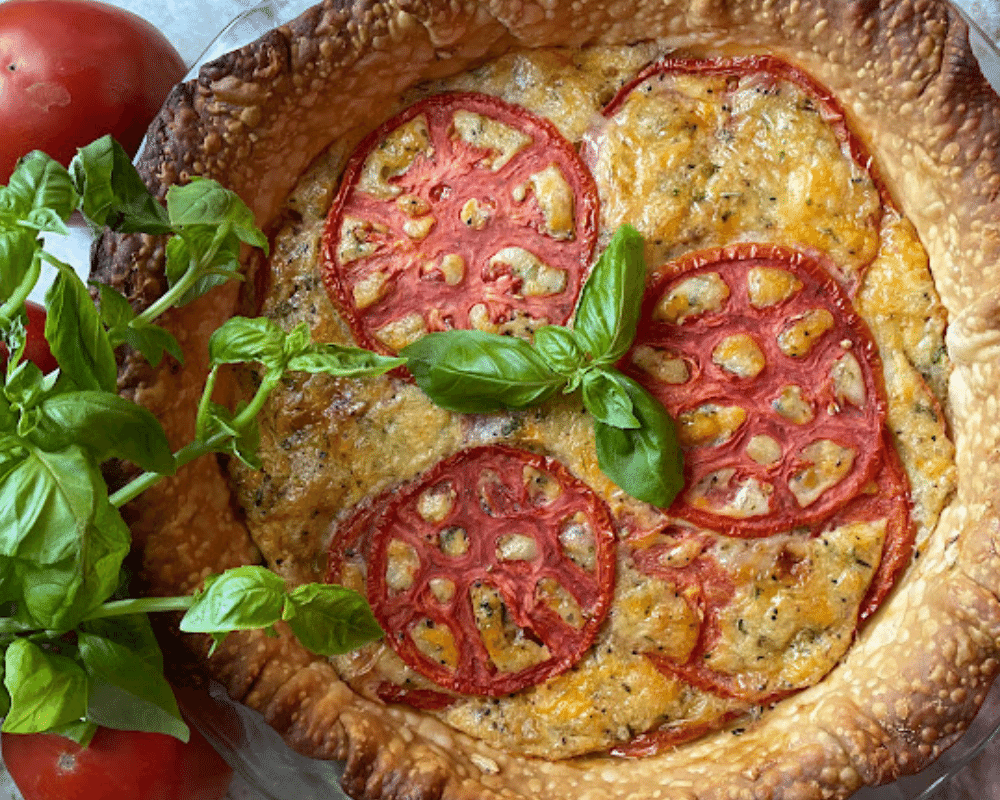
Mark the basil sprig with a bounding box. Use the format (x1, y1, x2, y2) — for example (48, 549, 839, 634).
(403, 225, 684, 508)
(0, 137, 391, 745)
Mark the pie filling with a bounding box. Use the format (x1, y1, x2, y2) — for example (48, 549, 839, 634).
(231, 46, 955, 759)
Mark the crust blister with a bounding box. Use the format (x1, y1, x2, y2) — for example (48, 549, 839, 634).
(92, 1, 1000, 799)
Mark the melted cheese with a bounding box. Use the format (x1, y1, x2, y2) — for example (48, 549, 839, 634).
(240, 45, 954, 760)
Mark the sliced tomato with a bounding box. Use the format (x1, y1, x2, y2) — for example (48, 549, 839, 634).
(321, 92, 599, 354)
(621, 244, 888, 536)
(631, 439, 913, 711)
(364, 446, 615, 697)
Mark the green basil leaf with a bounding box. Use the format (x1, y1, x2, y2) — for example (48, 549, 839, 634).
(0, 231, 39, 307)
(10, 483, 131, 631)
(0, 655, 10, 718)
(179, 565, 285, 637)
(70, 136, 172, 234)
(164, 228, 244, 307)
(208, 316, 286, 370)
(33, 392, 175, 474)
(201, 403, 261, 470)
(119, 320, 184, 368)
(3, 359, 45, 411)
(5, 151, 78, 223)
(20, 207, 69, 236)
(282, 584, 383, 656)
(0, 446, 98, 564)
(77, 630, 188, 741)
(95, 283, 135, 330)
(581, 368, 641, 429)
(166, 178, 268, 251)
(44, 261, 117, 393)
(533, 325, 586, 377)
(286, 344, 405, 378)
(79, 614, 165, 674)
(573, 225, 645, 364)
(592, 373, 684, 508)
(49, 719, 98, 746)
(402, 330, 564, 413)
(2, 638, 88, 734)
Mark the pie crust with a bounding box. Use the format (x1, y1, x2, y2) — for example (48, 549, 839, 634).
(90, 1, 1000, 798)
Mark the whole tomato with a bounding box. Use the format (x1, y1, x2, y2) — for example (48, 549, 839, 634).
(0, 0, 187, 183)
(1, 724, 233, 800)
(0, 301, 58, 374)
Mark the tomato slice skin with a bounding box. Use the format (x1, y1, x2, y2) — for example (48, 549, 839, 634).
(322, 92, 599, 354)
(364, 445, 616, 697)
(631, 435, 913, 711)
(622, 243, 888, 536)
(1, 725, 232, 800)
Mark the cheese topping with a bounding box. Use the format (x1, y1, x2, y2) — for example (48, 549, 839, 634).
(238, 46, 955, 760)
(357, 115, 433, 199)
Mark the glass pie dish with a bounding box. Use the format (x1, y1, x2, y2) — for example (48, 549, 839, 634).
(4, 2, 1000, 799)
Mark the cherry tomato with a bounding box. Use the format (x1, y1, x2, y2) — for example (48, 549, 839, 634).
(621, 244, 887, 536)
(322, 91, 599, 355)
(0, 0, 186, 183)
(0, 301, 57, 374)
(1, 724, 233, 800)
(360, 445, 616, 697)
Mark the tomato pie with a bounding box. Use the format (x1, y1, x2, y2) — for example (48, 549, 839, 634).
(93, 1, 1000, 798)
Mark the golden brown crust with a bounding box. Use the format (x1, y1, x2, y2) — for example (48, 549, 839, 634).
(91, 0, 1000, 798)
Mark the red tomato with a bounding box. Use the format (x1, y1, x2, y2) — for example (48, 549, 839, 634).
(0, 301, 58, 374)
(360, 445, 616, 697)
(0, 0, 186, 183)
(322, 91, 599, 355)
(621, 244, 887, 536)
(1, 724, 233, 800)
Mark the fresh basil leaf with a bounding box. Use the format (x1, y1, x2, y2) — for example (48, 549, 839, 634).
(282, 584, 383, 656)
(208, 316, 286, 370)
(201, 403, 261, 469)
(50, 719, 98, 746)
(33, 392, 175, 474)
(77, 630, 188, 741)
(402, 330, 564, 413)
(95, 283, 135, 330)
(0, 446, 98, 565)
(121, 320, 184, 367)
(286, 344, 405, 378)
(581, 368, 641, 429)
(0, 655, 10, 718)
(533, 325, 586, 378)
(70, 136, 172, 234)
(79, 614, 165, 674)
(20, 207, 69, 237)
(12, 485, 131, 631)
(179, 565, 285, 637)
(44, 261, 118, 392)
(3, 359, 46, 412)
(592, 373, 684, 508)
(573, 225, 645, 364)
(0, 231, 39, 306)
(164, 227, 244, 307)
(4, 151, 78, 224)
(2, 638, 88, 734)
(166, 178, 268, 251)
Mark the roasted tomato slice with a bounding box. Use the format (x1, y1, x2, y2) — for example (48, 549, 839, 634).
(621, 244, 887, 536)
(366, 445, 615, 697)
(322, 91, 599, 354)
(631, 436, 913, 711)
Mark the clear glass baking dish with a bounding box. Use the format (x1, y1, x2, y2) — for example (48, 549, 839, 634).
(6, 1, 1000, 798)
